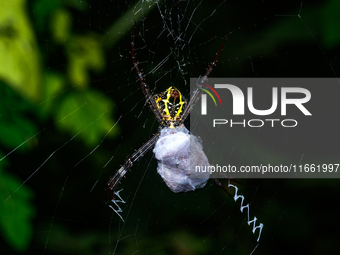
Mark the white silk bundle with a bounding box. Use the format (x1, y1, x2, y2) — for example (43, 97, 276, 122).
(153, 126, 210, 193)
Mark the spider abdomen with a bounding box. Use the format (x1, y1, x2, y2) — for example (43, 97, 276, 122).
(153, 126, 210, 193)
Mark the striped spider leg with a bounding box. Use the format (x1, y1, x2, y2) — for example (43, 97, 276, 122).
(107, 132, 160, 199)
(179, 33, 227, 124)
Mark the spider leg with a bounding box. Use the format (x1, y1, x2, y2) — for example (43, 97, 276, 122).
(131, 23, 165, 126)
(107, 131, 160, 199)
(180, 33, 228, 124)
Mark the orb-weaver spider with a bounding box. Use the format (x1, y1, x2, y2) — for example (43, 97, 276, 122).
(107, 24, 228, 199)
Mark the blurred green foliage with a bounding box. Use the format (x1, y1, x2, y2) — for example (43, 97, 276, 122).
(0, 0, 159, 251)
(0, 0, 118, 251)
(56, 89, 116, 146)
(0, 82, 37, 251)
(321, 0, 340, 48)
(230, 0, 340, 62)
(0, 0, 41, 102)
(0, 0, 338, 254)
(0, 158, 35, 251)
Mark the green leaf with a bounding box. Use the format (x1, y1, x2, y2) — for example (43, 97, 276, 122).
(66, 35, 105, 88)
(50, 8, 72, 44)
(39, 71, 65, 119)
(0, 152, 35, 251)
(0, 83, 39, 152)
(55, 90, 119, 146)
(0, 0, 42, 102)
(0, 121, 37, 152)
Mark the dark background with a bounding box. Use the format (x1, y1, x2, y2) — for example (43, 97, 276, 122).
(0, 0, 339, 254)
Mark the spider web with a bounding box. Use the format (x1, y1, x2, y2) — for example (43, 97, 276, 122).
(1, 0, 340, 254)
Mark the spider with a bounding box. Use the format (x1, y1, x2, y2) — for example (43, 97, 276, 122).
(105, 27, 265, 242)
(107, 24, 228, 199)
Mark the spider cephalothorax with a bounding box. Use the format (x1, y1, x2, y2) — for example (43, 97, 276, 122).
(154, 86, 187, 128)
